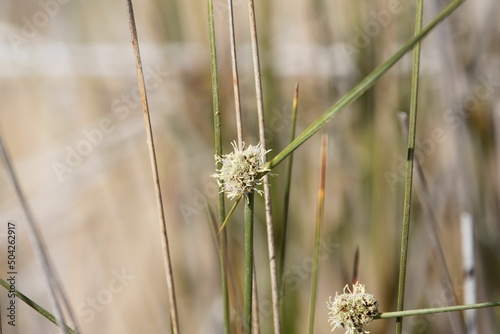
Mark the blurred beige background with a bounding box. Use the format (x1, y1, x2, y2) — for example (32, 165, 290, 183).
(0, 0, 499, 333)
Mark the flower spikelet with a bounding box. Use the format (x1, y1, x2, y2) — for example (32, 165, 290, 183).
(212, 141, 270, 200)
(326, 282, 379, 333)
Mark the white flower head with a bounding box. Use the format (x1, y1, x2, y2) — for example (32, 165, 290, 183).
(327, 282, 379, 334)
(212, 141, 270, 200)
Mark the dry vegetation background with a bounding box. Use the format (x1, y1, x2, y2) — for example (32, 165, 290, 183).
(0, 0, 499, 333)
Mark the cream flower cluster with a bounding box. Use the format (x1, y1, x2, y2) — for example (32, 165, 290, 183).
(212, 141, 270, 200)
(327, 282, 379, 333)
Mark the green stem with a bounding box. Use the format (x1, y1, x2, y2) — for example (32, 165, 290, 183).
(396, 0, 424, 333)
(208, 0, 230, 331)
(218, 196, 242, 234)
(0, 278, 77, 334)
(244, 192, 255, 334)
(262, 0, 463, 173)
(398, 112, 467, 333)
(279, 83, 299, 320)
(307, 135, 327, 334)
(379, 302, 500, 319)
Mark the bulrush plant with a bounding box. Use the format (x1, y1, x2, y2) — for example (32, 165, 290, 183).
(2, 0, 500, 333)
(205, 0, 500, 333)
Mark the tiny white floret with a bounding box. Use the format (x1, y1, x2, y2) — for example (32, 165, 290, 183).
(327, 282, 379, 334)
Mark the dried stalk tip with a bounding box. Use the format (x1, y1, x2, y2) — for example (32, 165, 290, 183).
(212, 141, 270, 200)
(327, 282, 379, 334)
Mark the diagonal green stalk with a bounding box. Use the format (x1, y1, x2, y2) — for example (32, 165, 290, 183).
(244, 192, 255, 334)
(396, 0, 424, 333)
(0, 278, 77, 334)
(218, 196, 242, 234)
(262, 0, 463, 173)
(125, 1, 179, 332)
(208, 0, 230, 331)
(307, 135, 327, 334)
(279, 84, 299, 320)
(379, 302, 500, 319)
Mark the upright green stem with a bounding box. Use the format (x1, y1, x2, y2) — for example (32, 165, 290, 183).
(398, 113, 466, 334)
(396, 1, 423, 333)
(307, 135, 327, 334)
(279, 84, 299, 319)
(208, 0, 230, 331)
(244, 192, 255, 334)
